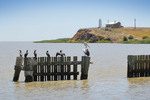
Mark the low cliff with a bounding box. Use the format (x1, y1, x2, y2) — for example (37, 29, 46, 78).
(71, 27, 144, 43)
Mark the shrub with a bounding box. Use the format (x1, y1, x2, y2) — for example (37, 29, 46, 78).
(105, 38, 112, 41)
(143, 36, 148, 39)
(123, 36, 128, 41)
(128, 35, 134, 39)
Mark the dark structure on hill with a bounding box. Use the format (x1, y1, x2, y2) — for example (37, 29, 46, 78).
(106, 21, 121, 28)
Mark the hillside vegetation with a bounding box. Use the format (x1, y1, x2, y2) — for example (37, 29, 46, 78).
(35, 27, 150, 43)
(71, 27, 150, 43)
(35, 38, 71, 43)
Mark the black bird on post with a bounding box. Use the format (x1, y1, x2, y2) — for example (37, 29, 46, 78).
(34, 50, 37, 59)
(56, 50, 65, 57)
(24, 50, 28, 58)
(19, 50, 22, 57)
(46, 50, 50, 58)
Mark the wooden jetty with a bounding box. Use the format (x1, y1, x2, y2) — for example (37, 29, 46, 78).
(13, 56, 91, 82)
(127, 55, 150, 78)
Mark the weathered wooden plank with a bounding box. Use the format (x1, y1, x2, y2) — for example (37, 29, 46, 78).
(40, 57, 44, 81)
(81, 56, 90, 80)
(13, 57, 23, 81)
(67, 57, 71, 80)
(60, 57, 64, 80)
(127, 55, 134, 78)
(54, 57, 57, 81)
(24, 57, 37, 82)
(145, 55, 149, 77)
(37, 57, 40, 81)
(134, 56, 137, 77)
(37, 61, 82, 66)
(50, 57, 54, 81)
(137, 55, 140, 77)
(139, 55, 142, 77)
(135, 60, 150, 63)
(34, 72, 79, 76)
(47, 57, 50, 81)
(149, 55, 150, 76)
(140, 55, 144, 77)
(57, 57, 61, 80)
(143, 55, 146, 77)
(44, 57, 47, 81)
(73, 56, 78, 80)
(64, 57, 67, 80)
(33, 58, 38, 81)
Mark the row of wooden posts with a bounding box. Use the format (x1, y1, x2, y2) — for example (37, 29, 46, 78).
(128, 55, 150, 78)
(13, 54, 150, 82)
(13, 56, 91, 82)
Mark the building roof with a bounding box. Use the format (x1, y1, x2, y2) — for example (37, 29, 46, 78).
(106, 21, 120, 25)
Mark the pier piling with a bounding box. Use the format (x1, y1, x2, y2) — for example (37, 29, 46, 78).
(13, 57, 23, 81)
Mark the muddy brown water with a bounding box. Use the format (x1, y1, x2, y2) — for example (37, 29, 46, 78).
(1, 42, 150, 100)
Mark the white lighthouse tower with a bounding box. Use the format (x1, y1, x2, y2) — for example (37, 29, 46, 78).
(98, 19, 102, 28)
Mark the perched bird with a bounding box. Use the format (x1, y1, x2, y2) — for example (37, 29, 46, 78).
(56, 50, 65, 57)
(24, 50, 28, 58)
(83, 48, 90, 56)
(46, 50, 50, 58)
(83, 42, 90, 56)
(84, 42, 90, 49)
(19, 50, 22, 57)
(34, 50, 37, 59)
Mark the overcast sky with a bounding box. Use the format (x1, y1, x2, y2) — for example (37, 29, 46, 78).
(0, 0, 150, 41)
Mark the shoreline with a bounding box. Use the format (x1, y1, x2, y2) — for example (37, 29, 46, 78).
(34, 38, 150, 44)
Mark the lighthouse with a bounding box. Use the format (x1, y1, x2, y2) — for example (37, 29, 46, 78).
(98, 19, 102, 28)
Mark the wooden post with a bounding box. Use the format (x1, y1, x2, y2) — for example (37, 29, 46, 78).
(148, 55, 150, 76)
(57, 57, 60, 80)
(47, 57, 50, 81)
(134, 56, 138, 77)
(64, 57, 67, 80)
(145, 55, 149, 77)
(13, 57, 23, 81)
(54, 57, 57, 81)
(24, 57, 37, 82)
(37, 57, 40, 81)
(60, 57, 64, 80)
(136, 55, 140, 77)
(51, 57, 54, 81)
(33, 58, 37, 81)
(140, 55, 144, 77)
(81, 56, 90, 80)
(73, 56, 78, 80)
(44, 57, 47, 81)
(127, 55, 135, 78)
(40, 57, 44, 81)
(67, 57, 71, 80)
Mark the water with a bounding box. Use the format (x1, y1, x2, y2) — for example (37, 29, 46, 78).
(1, 42, 150, 100)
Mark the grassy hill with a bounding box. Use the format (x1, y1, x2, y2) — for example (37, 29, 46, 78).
(34, 38, 71, 43)
(35, 27, 150, 43)
(71, 27, 150, 43)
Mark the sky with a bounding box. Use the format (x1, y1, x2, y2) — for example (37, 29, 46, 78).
(0, 0, 150, 41)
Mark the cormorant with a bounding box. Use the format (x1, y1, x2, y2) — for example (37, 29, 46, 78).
(19, 50, 22, 57)
(56, 50, 65, 57)
(46, 50, 50, 58)
(24, 50, 28, 58)
(34, 50, 37, 59)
